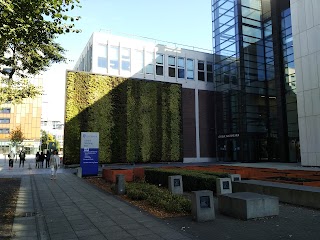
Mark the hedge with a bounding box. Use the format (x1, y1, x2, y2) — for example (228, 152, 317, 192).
(145, 168, 229, 194)
(126, 182, 191, 213)
(64, 71, 182, 164)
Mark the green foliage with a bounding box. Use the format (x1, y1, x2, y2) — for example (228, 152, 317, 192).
(9, 126, 24, 146)
(0, 78, 42, 105)
(40, 130, 60, 151)
(126, 182, 191, 213)
(0, 0, 81, 103)
(64, 71, 182, 164)
(144, 168, 229, 194)
(0, 0, 81, 79)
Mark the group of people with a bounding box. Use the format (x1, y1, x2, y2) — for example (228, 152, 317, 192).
(7, 149, 61, 180)
(35, 151, 51, 168)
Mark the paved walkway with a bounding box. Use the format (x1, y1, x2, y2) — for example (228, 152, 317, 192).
(1, 157, 319, 240)
(0, 157, 192, 240)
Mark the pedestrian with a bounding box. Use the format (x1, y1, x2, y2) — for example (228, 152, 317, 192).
(35, 151, 40, 168)
(19, 149, 26, 168)
(39, 151, 45, 168)
(45, 150, 51, 168)
(8, 150, 15, 169)
(49, 150, 60, 180)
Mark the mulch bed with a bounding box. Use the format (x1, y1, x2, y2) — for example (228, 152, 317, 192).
(85, 177, 189, 219)
(0, 178, 21, 239)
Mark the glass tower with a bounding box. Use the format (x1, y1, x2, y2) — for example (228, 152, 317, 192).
(212, 0, 298, 162)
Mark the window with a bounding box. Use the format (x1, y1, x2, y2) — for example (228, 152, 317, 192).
(0, 118, 10, 124)
(207, 62, 213, 82)
(187, 59, 194, 80)
(145, 52, 154, 74)
(97, 44, 107, 68)
(121, 48, 131, 71)
(0, 108, 10, 114)
(168, 56, 176, 77)
(178, 57, 185, 78)
(0, 128, 9, 134)
(156, 53, 164, 76)
(198, 60, 205, 81)
(134, 50, 144, 74)
(109, 46, 119, 70)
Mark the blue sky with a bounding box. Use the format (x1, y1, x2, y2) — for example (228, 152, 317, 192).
(42, 0, 213, 121)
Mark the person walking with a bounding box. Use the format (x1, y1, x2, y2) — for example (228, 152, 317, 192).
(45, 150, 51, 168)
(8, 150, 15, 169)
(35, 152, 40, 168)
(19, 150, 26, 168)
(39, 151, 45, 168)
(49, 150, 60, 180)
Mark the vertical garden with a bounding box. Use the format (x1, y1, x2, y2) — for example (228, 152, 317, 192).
(64, 71, 182, 164)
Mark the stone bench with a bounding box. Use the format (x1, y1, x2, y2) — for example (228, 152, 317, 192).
(233, 180, 320, 209)
(218, 192, 279, 220)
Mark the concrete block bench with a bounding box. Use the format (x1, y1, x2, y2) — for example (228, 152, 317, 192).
(218, 192, 279, 220)
(233, 180, 320, 209)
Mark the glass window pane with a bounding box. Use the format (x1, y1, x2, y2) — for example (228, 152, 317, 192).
(145, 52, 154, 74)
(187, 59, 194, 70)
(134, 50, 144, 73)
(109, 46, 119, 70)
(98, 57, 107, 68)
(156, 65, 163, 76)
(198, 71, 205, 81)
(187, 70, 194, 80)
(168, 56, 176, 66)
(198, 61, 205, 71)
(146, 64, 153, 74)
(121, 47, 130, 71)
(178, 57, 185, 68)
(178, 69, 185, 78)
(169, 67, 175, 77)
(156, 53, 164, 64)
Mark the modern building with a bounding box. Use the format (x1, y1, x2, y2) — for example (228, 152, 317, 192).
(73, 32, 218, 163)
(0, 76, 43, 155)
(212, 0, 320, 167)
(72, 0, 320, 167)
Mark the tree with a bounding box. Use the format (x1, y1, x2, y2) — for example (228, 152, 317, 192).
(40, 130, 60, 151)
(9, 126, 25, 147)
(0, 0, 81, 103)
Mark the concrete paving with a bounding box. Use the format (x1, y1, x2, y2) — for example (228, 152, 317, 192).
(1, 157, 320, 240)
(0, 157, 192, 240)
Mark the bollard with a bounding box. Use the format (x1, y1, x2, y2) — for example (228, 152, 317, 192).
(115, 174, 125, 195)
(77, 167, 82, 178)
(191, 190, 215, 222)
(228, 174, 241, 182)
(216, 178, 232, 195)
(168, 175, 183, 195)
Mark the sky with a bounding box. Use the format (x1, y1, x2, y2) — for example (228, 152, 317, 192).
(42, 0, 213, 121)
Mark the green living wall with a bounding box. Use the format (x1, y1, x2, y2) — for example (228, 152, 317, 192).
(64, 71, 182, 164)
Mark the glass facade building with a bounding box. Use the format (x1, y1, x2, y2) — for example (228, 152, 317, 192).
(212, 0, 299, 162)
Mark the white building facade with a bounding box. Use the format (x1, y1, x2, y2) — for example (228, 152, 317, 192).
(292, 0, 320, 166)
(74, 32, 218, 163)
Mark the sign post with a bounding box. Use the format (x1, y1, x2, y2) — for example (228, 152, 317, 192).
(80, 132, 99, 176)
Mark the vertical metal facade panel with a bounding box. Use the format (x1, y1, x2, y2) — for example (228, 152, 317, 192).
(199, 90, 216, 157)
(182, 88, 196, 158)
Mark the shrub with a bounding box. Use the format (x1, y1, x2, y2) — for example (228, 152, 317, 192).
(126, 182, 191, 213)
(144, 168, 229, 194)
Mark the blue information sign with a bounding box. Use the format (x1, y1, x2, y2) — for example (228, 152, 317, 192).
(80, 132, 99, 176)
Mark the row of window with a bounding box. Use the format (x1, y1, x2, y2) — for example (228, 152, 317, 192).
(0, 128, 10, 134)
(0, 118, 10, 124)
(0, 108, 10, 114)
(96, 45, 214, 82)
